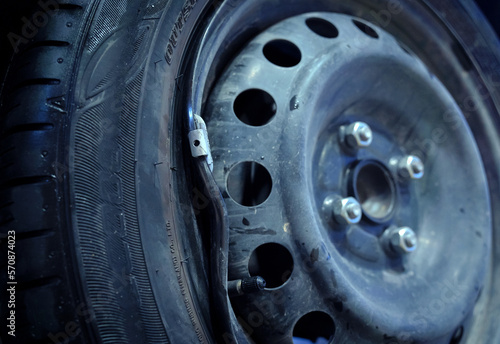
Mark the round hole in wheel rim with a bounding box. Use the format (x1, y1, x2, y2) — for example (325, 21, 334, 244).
(248, 243, 293, 288)
(233, 89, 277, 126)
(352, 19, 379, 38)
(226, 161, 272, 207)
(449, 326, 464, 344)
(293, 311, 335, 343)
(263, 39, 302, 67)
(306, 17, 339, 38)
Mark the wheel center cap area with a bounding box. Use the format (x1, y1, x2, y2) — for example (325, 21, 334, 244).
(203, 12, 491, 343)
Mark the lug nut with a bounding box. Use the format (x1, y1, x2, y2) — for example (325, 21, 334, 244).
(382, 226, 417, 254)
(332, 197, 362, 225)
(398, 155, 424, 180)
(342, 121, 373, 148)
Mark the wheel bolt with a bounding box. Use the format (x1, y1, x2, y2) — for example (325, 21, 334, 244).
(332, 196, 362, 225)
(382, 226, 418, 254)
(398, 155, 424, 180)
(342, 121, 373, 148)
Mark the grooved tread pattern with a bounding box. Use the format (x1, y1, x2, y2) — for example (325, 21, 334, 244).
(86, 0, 127, 52)
(74, 104, 132, 343)
(0, 0, 170, 343)
(0, 1, 87, 342)
(72, 0, 170, 341)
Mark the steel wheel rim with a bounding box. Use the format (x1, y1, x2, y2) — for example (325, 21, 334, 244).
(177, 1, 500, 343)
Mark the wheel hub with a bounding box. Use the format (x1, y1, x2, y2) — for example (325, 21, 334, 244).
(203, 12, 491, 343)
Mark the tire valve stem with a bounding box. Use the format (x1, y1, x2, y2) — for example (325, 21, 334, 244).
(228, 276, 266, 297)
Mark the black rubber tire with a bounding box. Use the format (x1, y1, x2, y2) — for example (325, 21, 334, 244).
(0, 0, 499, 344)
(0, 1, 215, 343)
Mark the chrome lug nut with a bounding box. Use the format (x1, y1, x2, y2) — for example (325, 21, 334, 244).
(342, 121, 373, 148)
(382, 226, 417, 254)
(332, 197, 362, 225)
(398, 155, 424, 180)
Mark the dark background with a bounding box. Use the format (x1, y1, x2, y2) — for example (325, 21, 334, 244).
(478, 0, 500, 36)
(0, 1, 499, 93)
